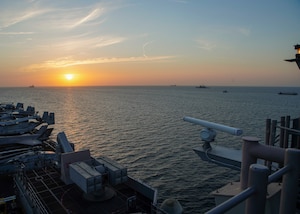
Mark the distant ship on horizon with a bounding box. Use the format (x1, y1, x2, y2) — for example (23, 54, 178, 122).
(195, 85, 207, 88)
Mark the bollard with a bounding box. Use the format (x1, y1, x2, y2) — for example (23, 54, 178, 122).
(241, 137, 260, 190)
(245, 164, 269, 214)
(279, 148, 300, 214)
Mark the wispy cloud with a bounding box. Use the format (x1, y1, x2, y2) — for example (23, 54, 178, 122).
(0, 31, 34, 35)
(195, 39, 216, 51)
(0, 9, 49, 29)
(37, 35, 126, 52)
(70, 8, 104, 28)
(0, 2, 106, 32)
(142, 41, 154, 57)
(26, 55, 176, 70)
(95, 36, 125, 48)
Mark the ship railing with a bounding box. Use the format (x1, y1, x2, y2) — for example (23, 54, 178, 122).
(26, 181, 49, 214)
(265, 116, 300, 149)
(206, 138, 300, 214)
(15, 173, 48, 214)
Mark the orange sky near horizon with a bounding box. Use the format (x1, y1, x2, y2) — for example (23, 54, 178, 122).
(7, 56, 297, 87)
(2, 58, 299, 87)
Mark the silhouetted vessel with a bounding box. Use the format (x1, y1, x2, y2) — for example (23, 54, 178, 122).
(195, 85, 207, 88)
(278, 92, 298, 95)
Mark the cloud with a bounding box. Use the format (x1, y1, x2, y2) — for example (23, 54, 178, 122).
(195, 39, 216, 51)
(37, 35, 126, 53)
(0, 9, 49, 29)
(95, 36, 125, 48)
(70, 8, 104, 28)
(142, 41, 155, 57)
(0, 1, 106, 32)
(0, 31, 34, 35)
(26, 55, 176, 70)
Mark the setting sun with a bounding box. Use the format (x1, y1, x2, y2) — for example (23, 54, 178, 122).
(65, 74, 74, 80)
(58, 73, 85, 86)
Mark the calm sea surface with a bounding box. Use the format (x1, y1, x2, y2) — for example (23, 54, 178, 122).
(1, 86, 300, 213)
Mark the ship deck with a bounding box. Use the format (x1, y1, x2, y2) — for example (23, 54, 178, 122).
(15, 166, 154, 214)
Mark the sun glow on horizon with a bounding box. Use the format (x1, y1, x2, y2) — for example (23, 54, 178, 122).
(65, 74, 74, 80)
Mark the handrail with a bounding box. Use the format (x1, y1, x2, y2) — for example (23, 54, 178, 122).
(205, 148, 300, 214)
(15, 174, 48, 214)
(26, 182, 48, 214)
(206, 187, 255, 214)
(276, 125, 300, 135)
(206, 164, 269, 214)
(268, 165, 290, 183)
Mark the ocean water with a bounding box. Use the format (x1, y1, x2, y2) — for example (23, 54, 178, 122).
(1, 86, 300, 213)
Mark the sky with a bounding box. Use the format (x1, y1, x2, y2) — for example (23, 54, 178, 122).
(0, 0, 300, 87)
